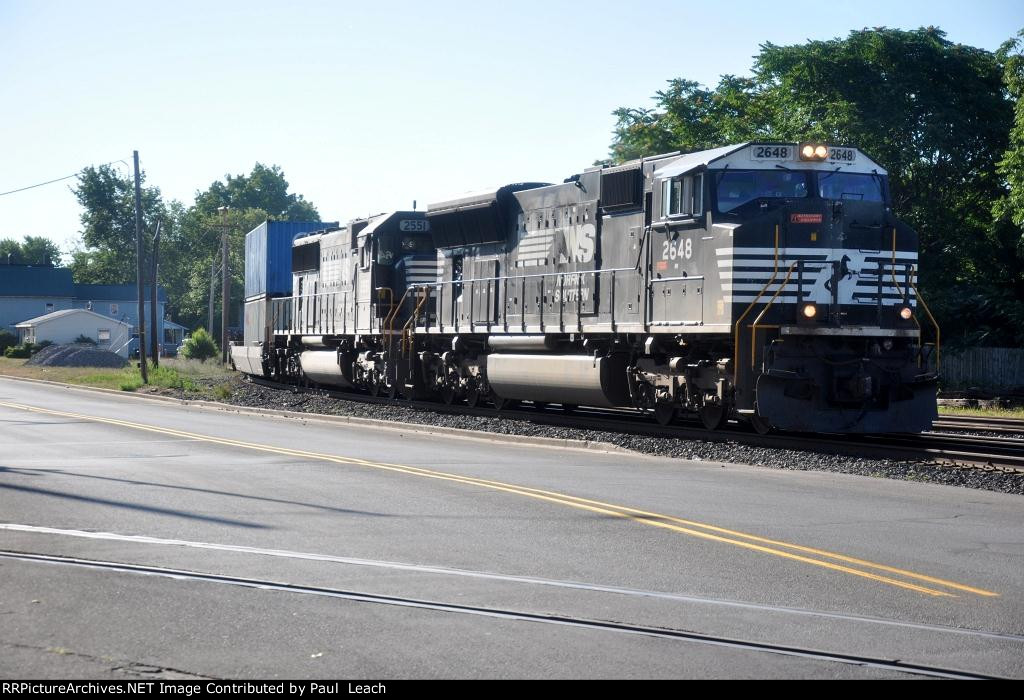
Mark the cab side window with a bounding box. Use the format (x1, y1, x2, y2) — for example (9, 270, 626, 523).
(662, 174, 703, 218)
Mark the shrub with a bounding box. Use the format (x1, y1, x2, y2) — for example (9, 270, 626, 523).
(0, 330, 16, 353)
(74, 334, 97, 345)
(148, 365, 198, 391)
(120, 376, 143, 391)
(4, 344, 32, 359)
(181, 328, 219, 363)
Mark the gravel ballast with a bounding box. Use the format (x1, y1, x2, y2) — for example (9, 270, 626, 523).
(27, 344, 128, 368)
(177, 376, 1024, 496)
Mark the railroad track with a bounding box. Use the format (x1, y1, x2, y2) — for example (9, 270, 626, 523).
(0, 550, 1003, 680)
(246, 377, 1024, 472)
(932, 413, 1024, 436)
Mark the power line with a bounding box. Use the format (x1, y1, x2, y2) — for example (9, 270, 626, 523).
(0, 159, 129, 198)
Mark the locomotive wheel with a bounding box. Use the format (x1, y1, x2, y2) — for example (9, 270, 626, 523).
(750, 413, 773, 435)
(699, 403, 728, 431)
(387, 381, 401, 400)
(493, 396, 518, 411)
(440, 385, 458, 405)
(369, 380, 382, 398)
(653, 403, 677, 426)
(465, 385, 481, 408)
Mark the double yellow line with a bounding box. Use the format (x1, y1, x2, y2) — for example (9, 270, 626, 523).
(0, 400, 998, 599)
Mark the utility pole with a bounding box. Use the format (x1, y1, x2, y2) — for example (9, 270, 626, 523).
(150, 220, 161, 368)
(132, 150, 148, 384)
(208, 259, 216, 333)
(221, 229, 229, 364)
(218, 206, 231, 365)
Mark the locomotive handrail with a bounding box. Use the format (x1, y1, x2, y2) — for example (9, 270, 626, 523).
(889, 228, 913, 306)
(909, 266, 941, 371)
(401, 286, 431, 356)
(412, 266, 636, 333)
(383, 287, 412, 338)
(377, 287, 395, 331)
(415, 265, 638, 287)
(733, 225, 781, 383)
(888, 228, 928, 364)
(649, 275, 706, 284)
(749, 262, 799, 369)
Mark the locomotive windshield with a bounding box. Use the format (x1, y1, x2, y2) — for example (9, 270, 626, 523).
(716, 170, 809, 213)
(818, 171, 884, 202)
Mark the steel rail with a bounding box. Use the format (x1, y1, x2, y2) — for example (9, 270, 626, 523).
(246, 377, 1024, 472)
(0, 550, 1002, 680)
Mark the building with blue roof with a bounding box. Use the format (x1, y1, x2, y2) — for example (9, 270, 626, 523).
(0, 266, 76, 336)
(1, 264, 179, 354)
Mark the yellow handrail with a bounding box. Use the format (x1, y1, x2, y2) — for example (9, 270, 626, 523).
(381, 286, 414, 374)
(909, 266, 941, 370)
(889, 229, 918, 328)
(733, 225, 780, 384)
(380, 287, 403, 337)
(889, 229, 924, 365)
(400, 286, 431, 357)
(750, 262, 799, 369)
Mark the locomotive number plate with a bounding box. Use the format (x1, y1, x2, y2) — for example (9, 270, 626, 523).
(750, 145, 793, 161)
(400, 220, 430, 232)
(827, 147, 857, 163)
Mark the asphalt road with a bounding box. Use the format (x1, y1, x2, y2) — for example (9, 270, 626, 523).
(0, 376, 1021, 679)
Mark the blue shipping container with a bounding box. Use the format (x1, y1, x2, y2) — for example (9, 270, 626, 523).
(244, 220, 338, 299)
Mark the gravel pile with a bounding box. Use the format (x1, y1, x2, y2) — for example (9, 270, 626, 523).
(27, 343, 128, 368)
(215, 377, 1024, 496)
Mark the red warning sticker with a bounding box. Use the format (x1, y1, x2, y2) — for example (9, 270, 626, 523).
(790, 213, 823, 224)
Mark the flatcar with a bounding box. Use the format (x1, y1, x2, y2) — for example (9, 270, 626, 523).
(230, 142, 939, 433)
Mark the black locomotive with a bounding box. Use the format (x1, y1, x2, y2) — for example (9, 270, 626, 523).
(232, 142, 939, 433)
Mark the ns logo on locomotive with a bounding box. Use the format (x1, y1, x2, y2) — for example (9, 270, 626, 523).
(232, 142, 939, 434)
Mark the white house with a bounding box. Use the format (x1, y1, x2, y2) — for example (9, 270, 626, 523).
(16, 309, 133, 357)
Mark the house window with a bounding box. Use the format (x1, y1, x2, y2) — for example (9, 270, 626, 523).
(45, 303, 54, 313)
(98, 329, 111, 342)
(109, 303, 119, 316)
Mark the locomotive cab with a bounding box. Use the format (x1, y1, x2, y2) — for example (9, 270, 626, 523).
(649, 142, 937, 433)
(345, 211, 433, 318)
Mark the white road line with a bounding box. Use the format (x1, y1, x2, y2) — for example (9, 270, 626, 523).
(3, 439, 205, 447)
(0, 523, 1018, 644)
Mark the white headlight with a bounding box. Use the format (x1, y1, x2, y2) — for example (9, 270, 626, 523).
(900, 307, 913, 320)
(802, 304, 817, 319)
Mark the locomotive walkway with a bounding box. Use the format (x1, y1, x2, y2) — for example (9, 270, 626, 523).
(0, 377, 1021, 678)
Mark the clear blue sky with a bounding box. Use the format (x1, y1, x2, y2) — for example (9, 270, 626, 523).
(1, 0, 1021, 255)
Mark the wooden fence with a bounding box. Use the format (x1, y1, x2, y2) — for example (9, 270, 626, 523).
(941, 347, 1024, 390)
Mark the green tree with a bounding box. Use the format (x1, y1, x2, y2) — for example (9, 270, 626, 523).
(181, 327, 219, 363)
(70, 164, 168, 284)
(167, 164, 322, 330)
(0, 235, 62, 265)
(608, 27, 1021, 346)
(193, 163, 319, 220)
(168, 206, 268, 332)
(978, 31, 1024, 346)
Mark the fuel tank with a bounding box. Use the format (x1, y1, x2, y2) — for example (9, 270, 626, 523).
(486, 354, 630, 408)
(298, 350, 353, 388)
